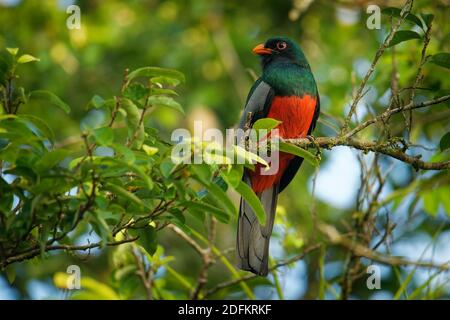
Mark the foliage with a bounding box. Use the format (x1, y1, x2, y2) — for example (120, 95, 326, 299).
(0, 45, 274, 299)
(0, 0, 449, 300)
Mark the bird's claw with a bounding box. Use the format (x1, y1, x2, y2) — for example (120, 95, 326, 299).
(306, 135, 316, 143)
(306, 135, 321, 156)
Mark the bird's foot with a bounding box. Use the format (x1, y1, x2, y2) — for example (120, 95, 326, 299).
(306, 135, 321, 157)
(306, 135, 316, 143)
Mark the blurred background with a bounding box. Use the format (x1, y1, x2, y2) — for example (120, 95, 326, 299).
(0, 0, 449, 299)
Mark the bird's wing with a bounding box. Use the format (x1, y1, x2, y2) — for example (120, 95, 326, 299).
(238, 79, 274, 129)
(308, 92, 321, 134)
(237, 79, 277, 276)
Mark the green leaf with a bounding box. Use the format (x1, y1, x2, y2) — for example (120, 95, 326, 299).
(129, 225, 158, 256)
(439, 132, 450, 151)
(147, 95, 184, 115)
(30, 90, 71, 114)
(128, 67, 185, 83)
(35, 149, 69, 172)
(112, 144, 135, 163)
(17, 54, 40, 64)
(90, 212, 110, 244)
(171, 209, 187, 225)
(213, 175, 228, 192)
(421, 13, 434, 28)
(4, 266, 16, 284)
(203, 148, 232, 165)
(122, 161, 153, 190)
(221, 165, 243, 188)
(151, 88, 178, 96)
(121, 98, 140, 128)
(438, 186, 450, 216)
(429, 53, 450, 69)
(233, 145, 269, 168)
(252, 118, 282, 131)
(187, 206, 206, 222)
(394, 265, 417, 300)
(88, 95, 105, 109)
(208, 183, 237, 218)
(101, 98, 116, 109)
(104, 183, 148, 208)
(278, 142, 319, 167)
(235, 181, 266, 225)
(151, 76, 181, 87)
(0, 193, 13, 212)
(34, 196, 48, 255)
(6, 48, 18, 56)
(20, 114, 55, 143)
(77, 277, 120, 299)
(121, 98, 144, 148)
(124, 83, 148, 102)
(422, 191, 439, 216)
(114, 265, 137, 282)
(190, 164, 213, 185)
(381, 7, 423, 29)
(183, 201, 230, 223)
(131, 124, 145, 149)
(160, 160, 175, 178)
(103, 158, 153, 190)
(142, 144, 158, 156)
(93, 126, 114, 146)
(388, 31, 421, 48)
(96, 208, 119, 224)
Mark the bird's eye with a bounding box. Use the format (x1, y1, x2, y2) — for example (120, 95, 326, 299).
(276, 42, 287, 50)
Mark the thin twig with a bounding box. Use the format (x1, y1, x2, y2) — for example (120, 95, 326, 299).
(132, 248, 153, 300)
(342, 0, 413, 131)
(167, 224, 206, 256)
(343, 94, 450, 139)
(320, 223, 450, 271)
(204, 244, 321, 298)
(191, 217, 216, 300)
(285, 136, 450, 171)
(0, 237, 138, 268)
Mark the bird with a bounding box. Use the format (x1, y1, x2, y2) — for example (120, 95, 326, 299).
(236, 37, 320, 276)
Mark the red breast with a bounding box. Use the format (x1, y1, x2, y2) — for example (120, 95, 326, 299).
(249, 95, 317, 193)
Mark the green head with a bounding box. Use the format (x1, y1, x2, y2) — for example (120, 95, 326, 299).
(252, 37, 310, 70)
(252, 37, 316, 96)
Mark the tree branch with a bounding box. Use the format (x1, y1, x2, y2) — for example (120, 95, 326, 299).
(167, 224, 206, 256)
(319, 223, 450, 271)
(343, 94, 450, 139)
(190, 217, 216, 300)
(342, 0, 413, 131)
(0, 237, 138, 268)
(283, 95, 450, 171)
(132, 247, 153, 300)
(285, 136, 450, 170)
(204, 244, 321, 298)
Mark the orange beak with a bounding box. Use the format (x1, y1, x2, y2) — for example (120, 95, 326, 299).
(252, 43, 273, 55)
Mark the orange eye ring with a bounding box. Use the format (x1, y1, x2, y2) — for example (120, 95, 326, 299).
(276, 42, 287, 50)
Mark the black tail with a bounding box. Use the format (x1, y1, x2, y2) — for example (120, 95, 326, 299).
(236, 174, 278, 276)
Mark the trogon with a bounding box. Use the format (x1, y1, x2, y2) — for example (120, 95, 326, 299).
(237, 37, 320, 276)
